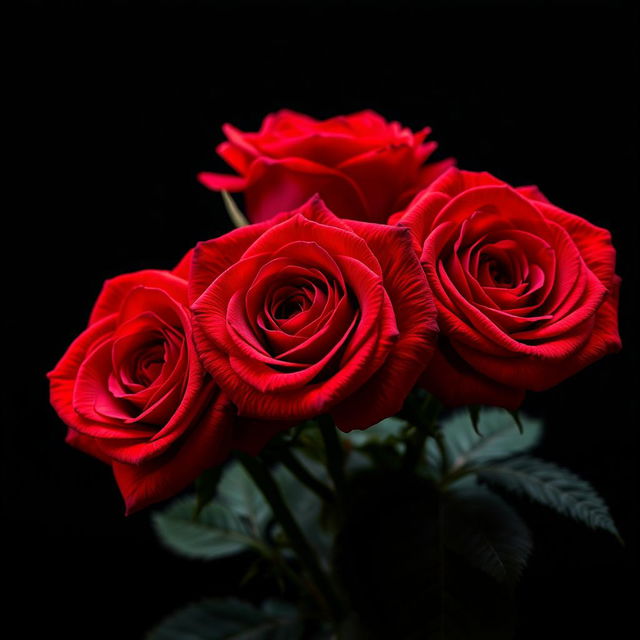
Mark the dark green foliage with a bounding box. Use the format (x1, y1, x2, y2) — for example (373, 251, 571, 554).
(217, 461, 272, 535)
(333, 470, 516, 639)
(443, 487, 533, 586)
(478, 456, 620, 539)
(429, 408, 542, 478)
(152, 496, 264, 560)
(152, 462, 274, 560)
(273, 458, 332, 565)
(340, 417, 408, 471)
(148, 598, 304, 640)
(340, 417, 406, 448)
(149, 404, 620, 639)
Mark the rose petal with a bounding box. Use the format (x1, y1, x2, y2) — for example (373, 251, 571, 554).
(332, 222, 439, 430)
(190, 221, 274, 303)
(394, 191, 451, 246)
(65, 429, 112, 465)
(516, 185, 550, 203)
(197, 172, 248, 192)
(535, 200, 617, 287)
(216, 140, 254, 174)
(337, 144, 422, 222)
(172, 248, 194, 280)
(113, 390, 234, 514)
(420, 342, 525, 410)
(242, 213, 382, 276)
(244, 157, 370, 223)
(89, 270, 188, 325)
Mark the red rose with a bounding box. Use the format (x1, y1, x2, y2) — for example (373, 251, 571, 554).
(48, 267, 234, 514)
(198, 109, 453, 224)
(393, 168, 622, 409)
(190, 196, 439, 431)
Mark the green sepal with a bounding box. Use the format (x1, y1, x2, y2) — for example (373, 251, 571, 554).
(435, 408, 543, 478)
(468, 405, 482, 435)
(508, 410, 523, 434)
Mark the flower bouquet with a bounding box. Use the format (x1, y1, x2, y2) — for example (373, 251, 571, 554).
(48, 110, 622, 639)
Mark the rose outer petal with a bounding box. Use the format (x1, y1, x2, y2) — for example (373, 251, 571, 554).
(419, 342, 525, 411)
(89, 270, 189, 325)
(331, 222, 439, 430)
(244, 157, 370, 223)
(113, 389, 235, 515)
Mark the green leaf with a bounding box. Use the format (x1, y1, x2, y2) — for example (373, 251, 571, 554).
(148, 598, 304, 640)
(438, 407, 542, 472)
(217, 461, 272, 535)
(443, 487, 533, 586)
(194, 466, 222, 518)
(340, 417, 406, 448)
(221, 190, 249, 228)
(273, 457, 332, 564)
(478, 456, 620, 539)
(341, 418, 407, 473)
(153, 495, 261, 560)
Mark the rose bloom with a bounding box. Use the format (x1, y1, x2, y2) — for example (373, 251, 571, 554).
(392, 168, 622, 409)
(47, 263, 236, 514)
(198, 109, 453, 224)
(190, 195, 439, 431)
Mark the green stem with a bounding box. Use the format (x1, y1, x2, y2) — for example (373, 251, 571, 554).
(318, 415, 346, 497)
(237, 452, 344, 622)
(278, 446, 335, 504)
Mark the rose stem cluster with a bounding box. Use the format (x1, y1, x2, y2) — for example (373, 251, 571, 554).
(237, 450, 345, 621)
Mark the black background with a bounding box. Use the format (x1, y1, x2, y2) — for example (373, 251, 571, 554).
(5, 0, 638, 638)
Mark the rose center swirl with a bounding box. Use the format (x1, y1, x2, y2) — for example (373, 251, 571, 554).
(246, 271, 359, 372)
